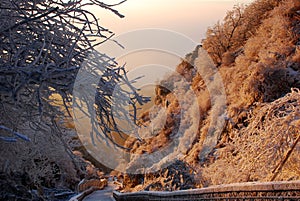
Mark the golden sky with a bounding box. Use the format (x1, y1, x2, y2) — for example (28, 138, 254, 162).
(92, 0, 254, 42)
(90, 0, 255, 90)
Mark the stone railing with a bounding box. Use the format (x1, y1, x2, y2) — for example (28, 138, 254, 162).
(113, 180, 300, 201)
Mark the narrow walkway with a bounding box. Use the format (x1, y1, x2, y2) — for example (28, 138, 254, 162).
(82, 183, 116, 201)
(81, 180, 300, 201)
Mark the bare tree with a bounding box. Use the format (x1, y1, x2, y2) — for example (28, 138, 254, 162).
(203, 0, 283, 66)
(202, 5, 244, 66)
(0, 0, 147, 144)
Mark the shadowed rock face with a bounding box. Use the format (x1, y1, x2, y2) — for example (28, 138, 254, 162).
(122, 160, 195, 192)
(154, 85, 171, 105)
(143, 160, 195, 191)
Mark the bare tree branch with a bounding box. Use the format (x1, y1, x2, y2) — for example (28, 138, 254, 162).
(0, 0, 148, 149)
(0, 125, 30, 142)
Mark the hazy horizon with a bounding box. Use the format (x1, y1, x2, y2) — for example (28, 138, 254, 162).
(91, 0, 256, 109)
(91, 0, 254, 42)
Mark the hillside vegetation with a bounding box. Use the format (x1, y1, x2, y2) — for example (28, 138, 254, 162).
(121, 0, 300, 191)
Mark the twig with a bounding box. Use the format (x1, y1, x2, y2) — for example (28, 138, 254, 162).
(1, 7, 59, 33)
(271, 133, 300, 181)
(0, 125, 30, 142)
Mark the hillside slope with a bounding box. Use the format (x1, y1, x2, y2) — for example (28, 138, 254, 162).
(121, 0, 300, 191)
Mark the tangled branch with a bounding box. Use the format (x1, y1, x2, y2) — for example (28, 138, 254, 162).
(0, 0, 148, 146)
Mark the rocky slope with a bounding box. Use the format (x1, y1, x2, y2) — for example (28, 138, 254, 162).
(120, 0, 300, 191)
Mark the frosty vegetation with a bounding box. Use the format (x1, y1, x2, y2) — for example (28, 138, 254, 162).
(203, 88, 300, 184)
(0, 0, 147, 198)
(122, 0, 300, 191)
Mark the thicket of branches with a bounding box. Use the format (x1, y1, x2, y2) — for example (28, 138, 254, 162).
(0, 0, 149, 195)
(202, 88, 300, 184)
(202, 0, 283, 66)
(0, 0, 147, 144)
(199, 0, 300, 186)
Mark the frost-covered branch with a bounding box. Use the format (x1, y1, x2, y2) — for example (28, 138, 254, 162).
(0, 125, 30, 142)
(0, 0, 147, 148)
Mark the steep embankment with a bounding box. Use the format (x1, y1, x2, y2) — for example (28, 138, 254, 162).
(200, 0, 300, 185)
(121, 0, 300, 191)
